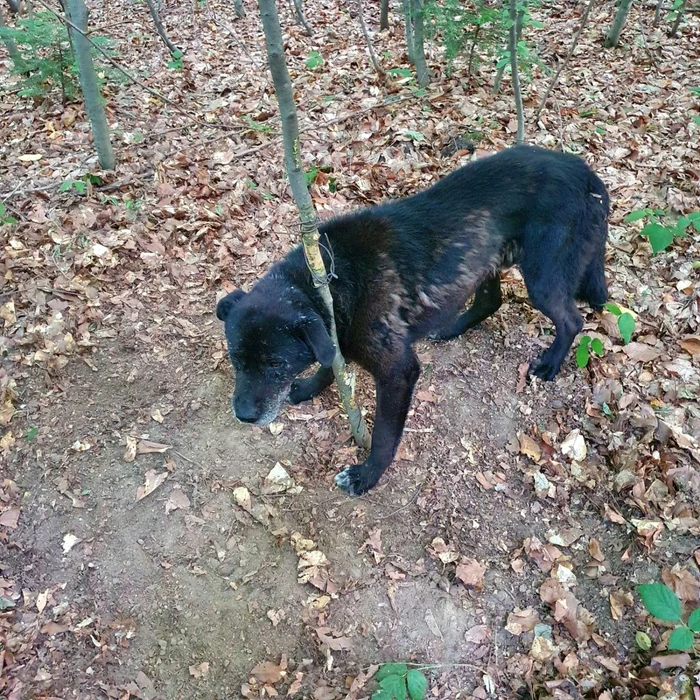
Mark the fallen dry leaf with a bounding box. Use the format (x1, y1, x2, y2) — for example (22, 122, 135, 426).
(62, 533, 81, 553)
(561, 429, 586, 461)
(464, 624, 491, 644)
(315, 627, 353, 651)
(519, 432, 541, 462)
(622, 342, 662, 363)
(189, 662, 210, 679)
(0, 507, 20, 529)
(455, 558, 487, 590)
(505, 608, 539, 635)
(136, 470, 169, 501)
(165, 488, 191, 513)
(136, 439, 171, 455)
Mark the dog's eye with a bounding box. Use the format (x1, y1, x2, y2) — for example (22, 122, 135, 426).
(269, 360, 285, 369)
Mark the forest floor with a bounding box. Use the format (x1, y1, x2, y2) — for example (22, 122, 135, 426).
(1, 0, 700, 698)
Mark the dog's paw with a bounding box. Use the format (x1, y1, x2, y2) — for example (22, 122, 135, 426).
(529, 359, 558, 382)
(334, 465, 374, 496)
(288, 379, 313, 405)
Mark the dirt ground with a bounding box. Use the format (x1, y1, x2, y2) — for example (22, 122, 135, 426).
(1, 0, 700, 698)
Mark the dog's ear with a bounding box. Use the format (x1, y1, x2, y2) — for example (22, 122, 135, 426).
(216, 290, 246, 321)
(301, 315, 335, 368)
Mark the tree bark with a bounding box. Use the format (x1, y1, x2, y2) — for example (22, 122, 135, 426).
(535, 0, 596, 119)
(509, 0, 524, 143)
(493, 9, 522, 94)
(402, 0, 414, 64)
(380, 0, 389, 30)
(291, 0, 312, 35)
(357, 0, 385, 75)
(668, 0, 685, 35)
(65, 0, 116, 169)
(604, 0, 633, 47)
(653, 0, 663, 25)
(466, 24, 481, 76)
(257, 0, 371, 450)
(412, 0, 429, 86)
(144, 0, 180, 56)
(6, 0, 19, 13)
(0, 4, 23, 69)
(233, 0, 246, 17)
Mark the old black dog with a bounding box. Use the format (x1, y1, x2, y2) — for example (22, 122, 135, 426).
(217, 145, 610, 496)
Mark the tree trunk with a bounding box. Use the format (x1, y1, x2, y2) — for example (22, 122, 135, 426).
(144, 0, 180, 56)
(380, 0, 389, 29)
(291, 0, 312, 35)
(535, 0, 596, 119)
(467, 24, 481, 76)
(653, 0, 663, 25)
(256, 0, 371, 451)
(668, 0, 686, 35)
(65, 0, 116, 170)
(357, 0, 385, 75)
(233, 0, 246, 17)
(604, 0, 633, 47)
(6, 0, 20, 13)
(412, 0, 429, 86)
(509, 0, 524, 143)
(493, 10, 522, 94)
(0, 4, 23, 69)
(402, 0, 414, 63)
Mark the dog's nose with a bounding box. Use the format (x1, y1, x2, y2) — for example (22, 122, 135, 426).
(234, 403, 260, 424)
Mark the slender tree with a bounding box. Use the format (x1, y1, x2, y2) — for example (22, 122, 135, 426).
(509, 0, 524, 143)
(653, 0, 663, 25)
(402, 0, 415, 63)
(233, 0, 246, 18)
(357, 0, 385, 76)
(290, 0, 312, 35)
(493, 6, 523, 94)
(256, 0, 371, 450)
(0, 4, 23, 69)
(65, 0, 115, 169)
(604, 0, 633, 47)
(144, 0, 180, 56)
(668, 0, 686, 35)
(6, 0, 19, 12)
(380, 0, 389, 30)
(412, 0, 429, 86)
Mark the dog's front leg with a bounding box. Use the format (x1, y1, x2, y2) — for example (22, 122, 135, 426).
(335, 350, 420, 496)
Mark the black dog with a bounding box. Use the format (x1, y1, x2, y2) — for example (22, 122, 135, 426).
(217, 145, 609, 496)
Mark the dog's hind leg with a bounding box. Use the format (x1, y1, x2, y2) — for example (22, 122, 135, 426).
(429, 274, 502, 341)
(526, 287, 583, 381)
(288, 366, 334, 404)
(335, 347, 420, 496)
(576, 254, 608, 310)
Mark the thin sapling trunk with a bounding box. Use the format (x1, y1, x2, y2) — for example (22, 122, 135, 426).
(402, 0, 415, 63)
(357, 0, 385, 76)
(604, 0, 633, 47)
(380, 0, 389, 30)
(257, 0, 371, 450)
(509, 0, 525, 143)
(145, 0, 181, 56)
(65, 0, 115, 169)
(412, 0, 429, 86)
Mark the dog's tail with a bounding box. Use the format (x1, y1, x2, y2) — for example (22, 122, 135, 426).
(575, 173, 610, 310)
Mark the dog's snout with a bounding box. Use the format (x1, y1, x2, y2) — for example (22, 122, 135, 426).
(234, 401, 261, 424)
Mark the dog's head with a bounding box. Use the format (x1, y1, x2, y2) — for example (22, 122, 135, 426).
(216, 287, 335, 425)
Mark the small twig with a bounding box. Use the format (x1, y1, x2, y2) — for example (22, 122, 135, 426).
(535, 0, 596, 120)
(357, 0, 386, 76)
(374, 480, 424, 520)
(638, 14, 660, 70)
(34, 0, 235, 132)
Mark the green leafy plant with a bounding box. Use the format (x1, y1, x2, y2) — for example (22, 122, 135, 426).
(167, 49, 184, 70)
(372, 664, 428, 700)
(576, 335, 604, 368)
(304, 164, 319, 187)
(638, 583, 700, 651)
(0, 11, 113, 102)
(624, 208, 699, 254)
(306, 50, 323, 69)
(242, 115, 273, 134)
(604, 303, 635, 344)
(60, 178, 87, 194)
(0, 201, 18, 226)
